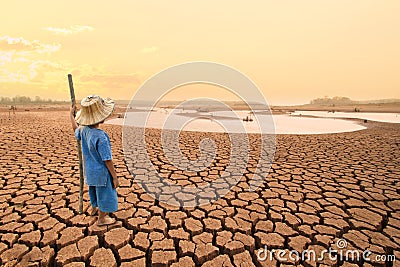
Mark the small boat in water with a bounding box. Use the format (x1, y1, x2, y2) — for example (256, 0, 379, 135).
(243, 116, 252, 122)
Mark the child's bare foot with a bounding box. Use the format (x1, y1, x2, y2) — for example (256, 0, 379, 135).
(89, 207, 98, 216)
(96, 216, 115, 226)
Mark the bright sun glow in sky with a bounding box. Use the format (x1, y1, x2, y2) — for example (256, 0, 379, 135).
(1, 1, 399, 105)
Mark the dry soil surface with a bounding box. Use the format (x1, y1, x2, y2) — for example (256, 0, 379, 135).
(0, 111, 399, 266)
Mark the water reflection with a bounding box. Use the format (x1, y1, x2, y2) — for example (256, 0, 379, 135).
(107, 108, 372, 134)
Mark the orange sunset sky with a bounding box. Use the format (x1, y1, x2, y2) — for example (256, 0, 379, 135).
(1, 1, 399, 105)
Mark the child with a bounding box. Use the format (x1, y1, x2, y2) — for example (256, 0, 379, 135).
(70, 94, 119, 226)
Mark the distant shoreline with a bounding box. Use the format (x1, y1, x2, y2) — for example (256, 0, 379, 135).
(1, 101, 399, 113)
(273, 102, 400, 113)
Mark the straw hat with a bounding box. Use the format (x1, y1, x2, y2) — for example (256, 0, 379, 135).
(75, 95, 115, 126)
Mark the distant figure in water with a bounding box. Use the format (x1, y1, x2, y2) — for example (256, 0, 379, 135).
(243, 115, 253, 122)
(243, 112, 254, 122)
(70, 95, 119, 226)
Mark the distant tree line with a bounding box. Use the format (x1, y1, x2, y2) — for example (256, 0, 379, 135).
(0, 96, 57, 104)
(310, 96, 400, 105)
(310, 96, 354, 105)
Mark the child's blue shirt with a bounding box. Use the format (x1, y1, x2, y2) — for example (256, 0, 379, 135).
(75, 126, 112, 186)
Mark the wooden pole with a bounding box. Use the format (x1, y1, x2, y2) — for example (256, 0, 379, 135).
(68, 74, 84, 214)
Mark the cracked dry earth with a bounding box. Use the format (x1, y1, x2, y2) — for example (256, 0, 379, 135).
(0, 111, 400, 267)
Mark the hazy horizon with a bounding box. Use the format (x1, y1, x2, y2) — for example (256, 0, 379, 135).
(1, 94, 400, 107)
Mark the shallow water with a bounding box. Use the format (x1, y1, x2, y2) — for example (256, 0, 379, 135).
(106, 108, 368, 134)
(292, 111, 400, 123)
